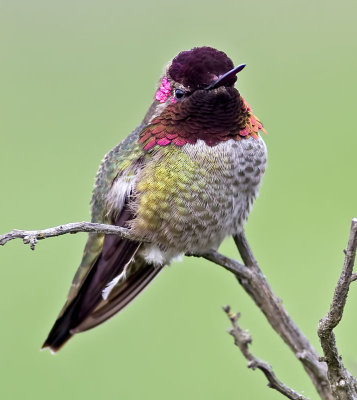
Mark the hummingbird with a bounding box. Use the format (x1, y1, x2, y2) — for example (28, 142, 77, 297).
(42, 46, 267, 353)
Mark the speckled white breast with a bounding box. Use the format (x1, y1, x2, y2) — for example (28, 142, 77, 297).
(140, 137, 267, 264)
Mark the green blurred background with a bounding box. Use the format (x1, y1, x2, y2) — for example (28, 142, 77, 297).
(1, 0, 356, 398)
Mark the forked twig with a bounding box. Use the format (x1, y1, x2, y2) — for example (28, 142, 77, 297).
(318, 219, 357, 399)
(232, 232, 332, 399)
(223, 306, 308, 400)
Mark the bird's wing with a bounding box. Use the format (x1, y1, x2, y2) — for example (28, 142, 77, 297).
(72, 256, 162, 333)
(42, 124, 162, 352)
(62, 125, 144, 306)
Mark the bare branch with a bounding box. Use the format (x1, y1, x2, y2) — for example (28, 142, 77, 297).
(188, 250, 252, 281)
(318, 218, 357, 399)
(223, 306, 308, 400)
(232, 232, 333, 400)
(0, 222, 136, 250)
(0, 223, 251, 283)
(0, 221, 341, 399)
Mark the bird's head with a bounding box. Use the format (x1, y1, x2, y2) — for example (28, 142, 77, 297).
(140, 47, 265, 150)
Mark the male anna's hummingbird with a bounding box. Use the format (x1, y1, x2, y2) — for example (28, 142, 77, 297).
(42, 46, 267, 353)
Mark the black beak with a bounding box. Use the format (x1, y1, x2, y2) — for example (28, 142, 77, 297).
(205, 64, 246, 90)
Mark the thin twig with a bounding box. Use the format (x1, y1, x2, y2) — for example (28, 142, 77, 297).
(232, 232, 333, 400)
(223, 306, 308, 400)
(189, 250, 252, 281)
(317, 218, 357, 399)
(0, 222, 136, 250)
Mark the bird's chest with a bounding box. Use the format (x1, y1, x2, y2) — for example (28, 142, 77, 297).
(132, 137, 267, 252)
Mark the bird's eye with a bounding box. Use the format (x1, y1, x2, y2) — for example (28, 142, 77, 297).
(174, 89, 185, 100)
